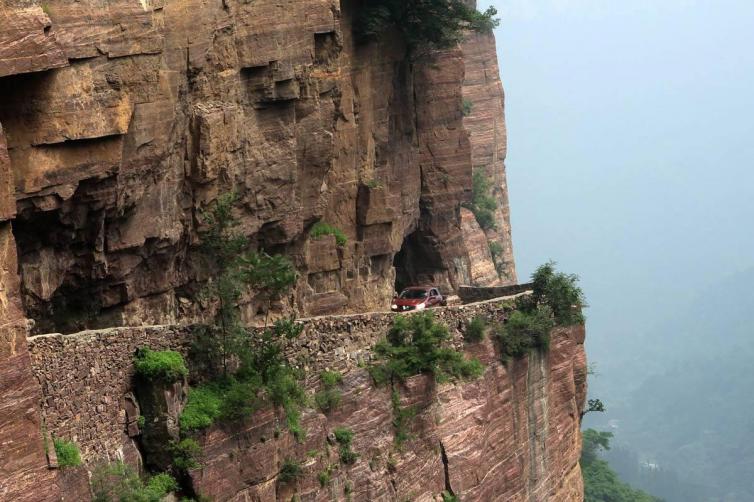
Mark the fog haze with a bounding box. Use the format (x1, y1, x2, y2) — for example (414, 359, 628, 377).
(480, 0, 754, 499)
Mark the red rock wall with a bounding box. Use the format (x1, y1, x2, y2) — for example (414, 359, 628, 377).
(29, 300, 587, 501)
(0, 0, 509, 335)
(461, 29, 517, 285)
(0, 124, 60, 501)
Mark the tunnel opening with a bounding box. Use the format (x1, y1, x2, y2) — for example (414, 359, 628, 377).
(392, 228, 447, 295)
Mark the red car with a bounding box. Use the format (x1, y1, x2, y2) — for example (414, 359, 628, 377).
(391, 286, 447, 312)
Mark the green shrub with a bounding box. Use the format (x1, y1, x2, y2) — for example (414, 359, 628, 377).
(391, 390, 416, 447)
(320, 370, 342, 387)
(172, 438, 201, 471)
(581, 429, 662, 502)
(463, 169, 497, 230)
(53, 438, 81, 468)
(137, 415, 146, 429)
(370, 312, 485, 384)
(356, 0, 499, 55)
(464, 316, 486, 343)
(340, 447, 358, 465)
(315, 370, 343, 413)
(315, 389, 341, 413)
(334, 427, 354, 445)
(310, 222, 348, 247)
(523, 261, 586, 325)
(318, 470, 331, 487)
(189, 196, 305, 439)
(333, 427, 358, 465)
(134, 348, 188, 383)
(146, 473, 178, 496)
(91, 462, 176, 502)
(180, 385, 224, 431)
(442, 491, 459, 502)
(219, 378, 262, 421)
(364, 178, 383, 189)
(496, 306, 554, 360)
(279, 458, 303, 483)
(488, 241, 508, 278)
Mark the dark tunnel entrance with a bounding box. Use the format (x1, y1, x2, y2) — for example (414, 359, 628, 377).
(392, 228, 447, 294)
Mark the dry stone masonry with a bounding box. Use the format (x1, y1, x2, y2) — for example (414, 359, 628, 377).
(28, 296, 587, 501)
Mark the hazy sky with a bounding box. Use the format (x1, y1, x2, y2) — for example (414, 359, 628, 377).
(479, 0, 754, 373)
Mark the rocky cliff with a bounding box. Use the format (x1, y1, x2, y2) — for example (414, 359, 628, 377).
(27, 298, 587, 501)
(0, 1, 588, 500)
(0, 0, 514, 335)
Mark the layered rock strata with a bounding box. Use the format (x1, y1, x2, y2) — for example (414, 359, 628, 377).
(29, 298, 587, 501)
(461, 31, 517, 284)
(0, 0, 515, 336)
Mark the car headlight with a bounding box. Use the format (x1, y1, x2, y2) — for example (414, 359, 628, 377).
(416, 303, 425, 310)
(391, 304, 397, 309)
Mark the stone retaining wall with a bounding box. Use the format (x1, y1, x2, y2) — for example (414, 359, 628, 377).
(28, 297, 519, 463)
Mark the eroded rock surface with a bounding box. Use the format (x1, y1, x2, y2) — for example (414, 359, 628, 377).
(0, 0, 516, 335)
(29, 300, 586, 501)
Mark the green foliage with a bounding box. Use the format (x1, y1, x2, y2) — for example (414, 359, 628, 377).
(496, 306, 554, 360)
(188, 196, 304, 437)
(519, 261, 586, 325)
(356, 0, 499, 55)
(180, 384, 224, 431)
(318, 469, 331, 487)
(488, 241, 508, 279)
(581, 398, 606, 420)
(146, 473, 178, 496)
(464, 316, 486, 343)
(172, 438, 201, 471)
(370, 312, 485, 385)
(464, 169, 497, 230)
(320, 370, 343, 387)
(334, 427, 354, 445)
(492, 262, 585, 361)
(364, 178, 383, 189)
(333, 427, 358, 464)
(133, 348, 188, 383)
(581, 429, 663, 502)
(315, 370, 343, 413)
(441, 491, 459, 502)
(279, 458, 303, 483)
(391, 389, 416, 447)
(53, 438, 81, 468)
(240, 252, 299, 299)
(194, 194, 297, 376)
(91, 462, 177, 502)
(310, 222, 348, 247)
(462, 98, 473, 117)
(137, 415, 146, 429)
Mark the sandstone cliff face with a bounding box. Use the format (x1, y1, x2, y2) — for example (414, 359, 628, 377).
(28, 300, 587, 501)
(0, 1, 587, 501)
(0, 0, 514, 336)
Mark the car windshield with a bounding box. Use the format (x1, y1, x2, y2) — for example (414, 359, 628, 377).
(399, 289, 428, 299)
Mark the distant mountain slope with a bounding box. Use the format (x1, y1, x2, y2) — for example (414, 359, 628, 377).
(594, 267, 754, 501)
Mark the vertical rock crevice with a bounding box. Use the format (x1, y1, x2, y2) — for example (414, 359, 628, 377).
(440, 439, 455, 497)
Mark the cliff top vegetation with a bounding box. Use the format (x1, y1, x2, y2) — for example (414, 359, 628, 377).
(357, 0, 499, 55)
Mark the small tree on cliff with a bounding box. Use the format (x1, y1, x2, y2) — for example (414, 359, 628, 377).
(193, 193, 297, 376)
(187, 194, 306, 438)
(357, 0, 499, 56)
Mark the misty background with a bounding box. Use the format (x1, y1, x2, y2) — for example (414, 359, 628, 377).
(479, 1, 754, 500)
